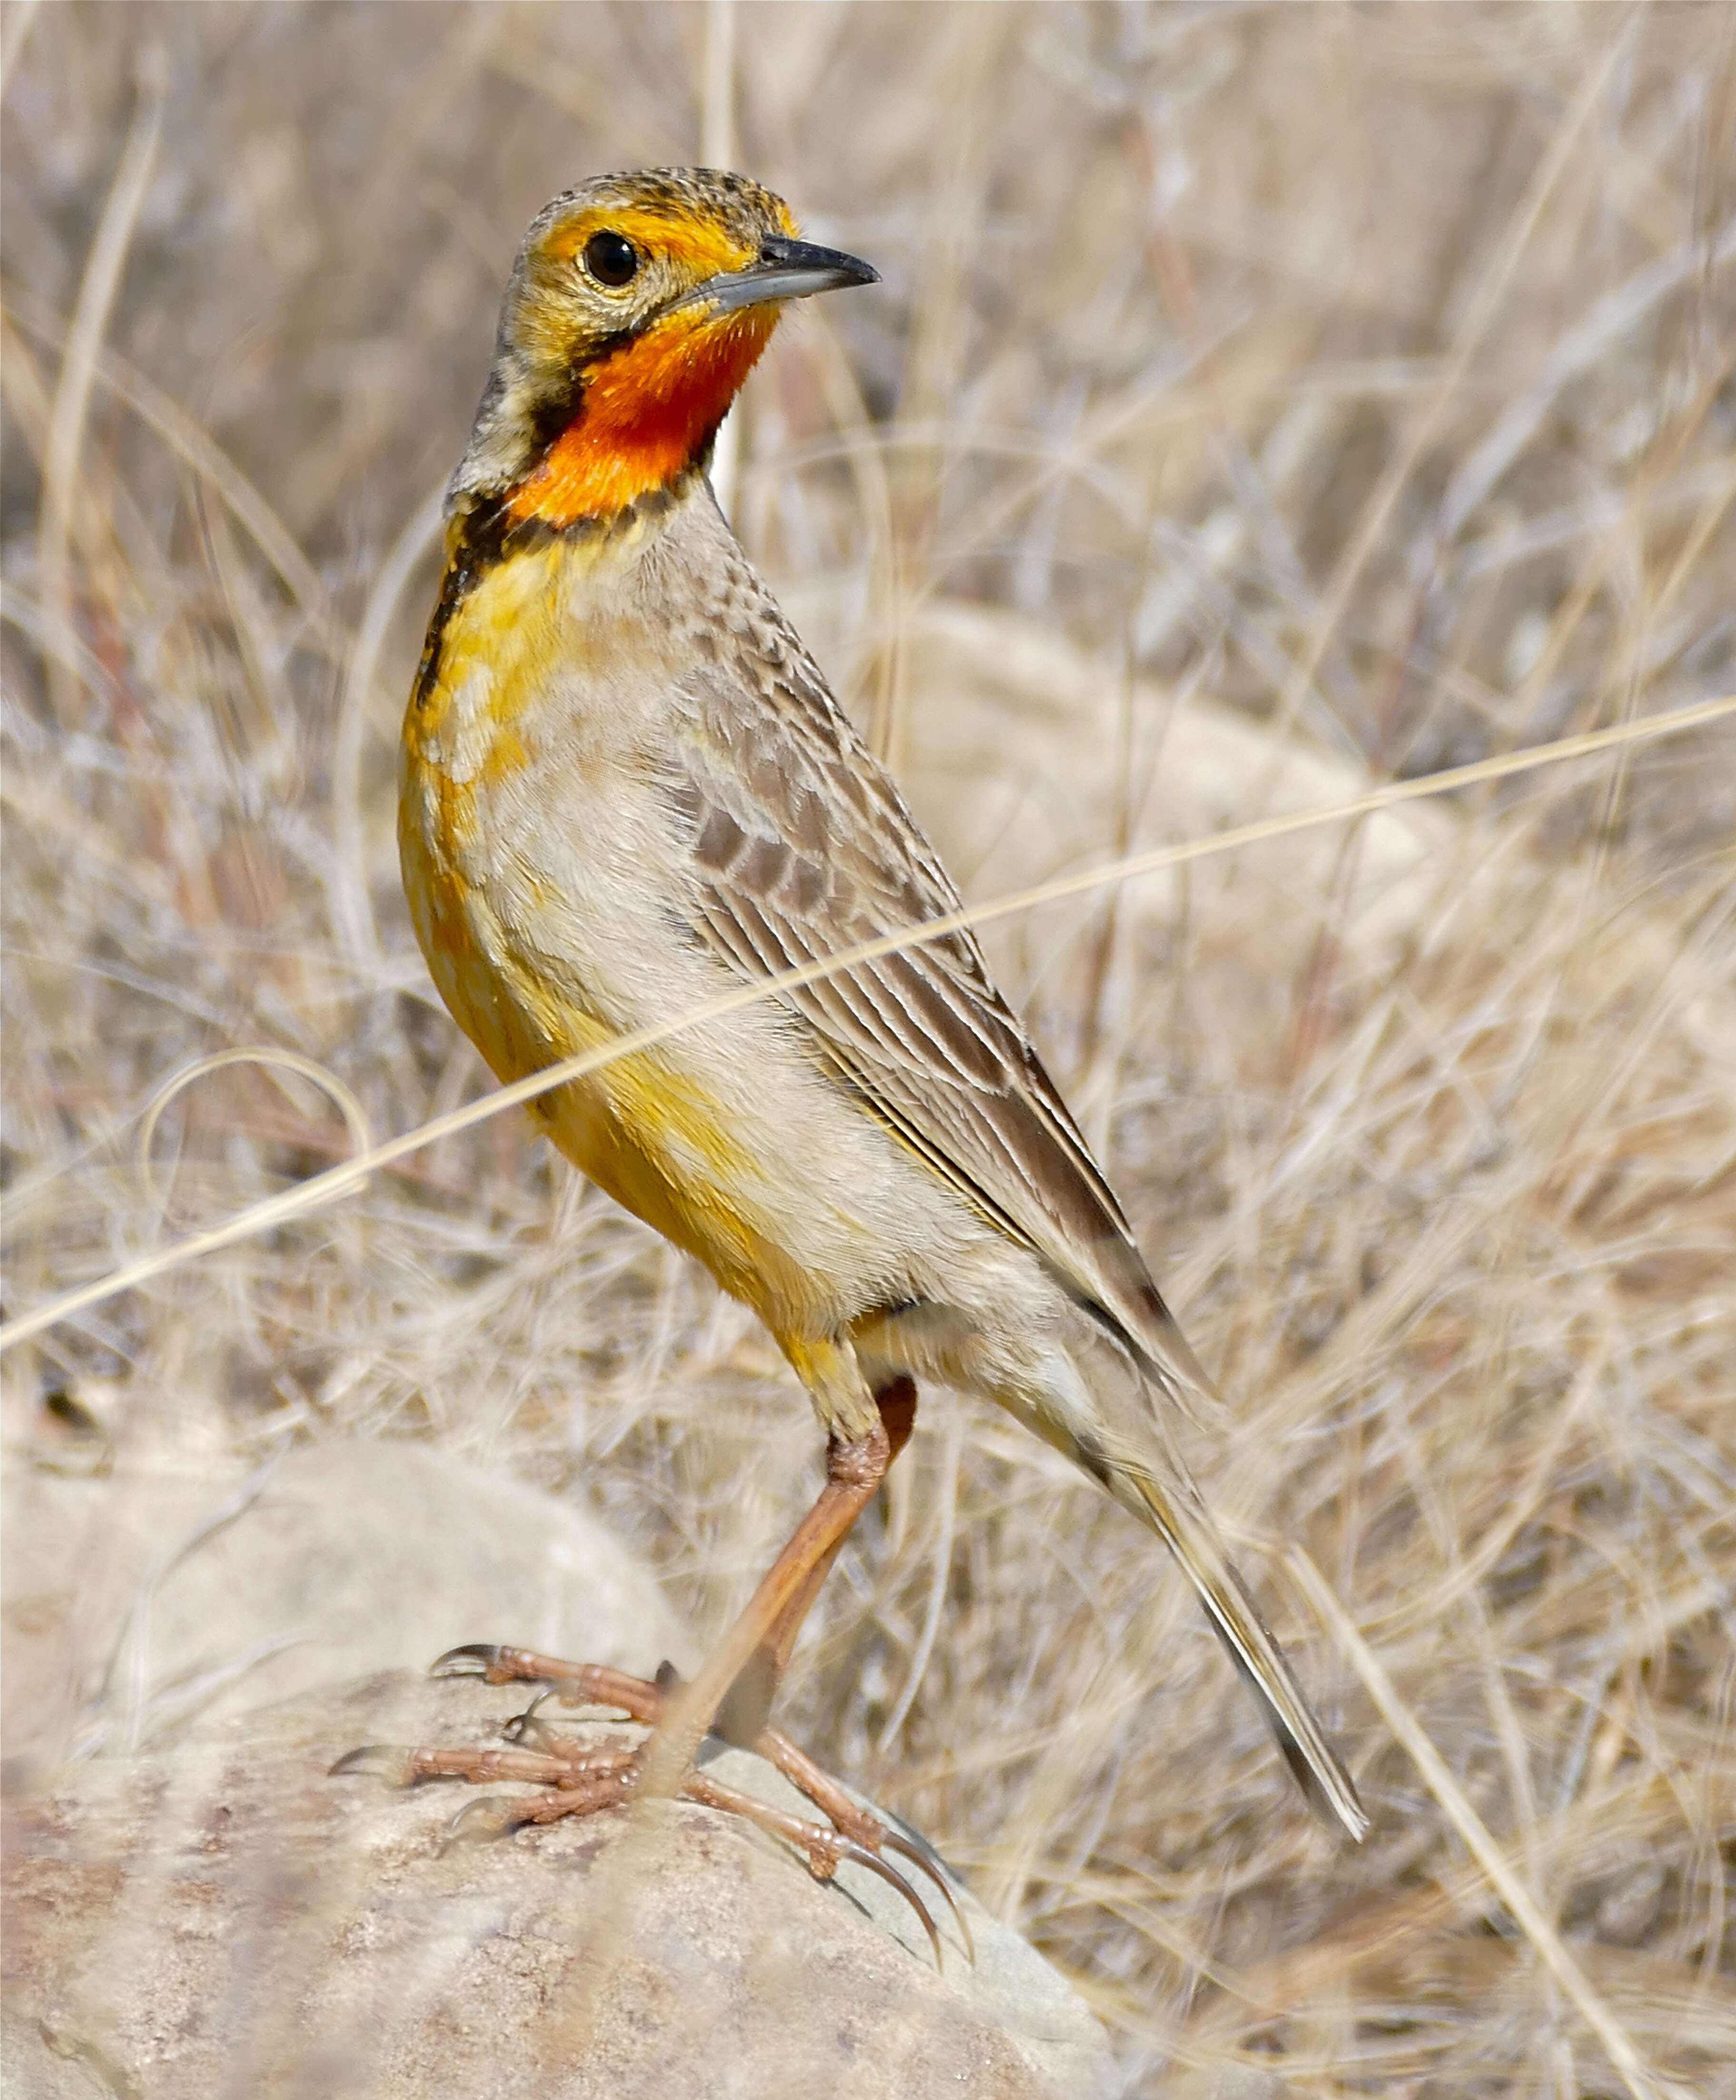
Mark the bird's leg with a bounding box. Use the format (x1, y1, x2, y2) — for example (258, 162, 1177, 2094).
(333, 1379, 964, 1961)
(714, 1375, 917, 1745)
(637, 1380, 907, 1797)
(693, 1376, 968, 1951)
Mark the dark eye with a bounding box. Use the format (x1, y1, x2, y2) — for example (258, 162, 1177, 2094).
(583, 229, 639, 287)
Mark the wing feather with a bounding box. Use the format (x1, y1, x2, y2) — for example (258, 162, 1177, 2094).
(669, 617, 1213, 1407)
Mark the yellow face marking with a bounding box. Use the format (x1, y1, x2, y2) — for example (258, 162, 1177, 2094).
(540, 200, 769, 279)
(503, 189, 801, 530)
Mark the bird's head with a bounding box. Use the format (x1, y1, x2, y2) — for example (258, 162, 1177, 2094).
(451, 168, 878, 531)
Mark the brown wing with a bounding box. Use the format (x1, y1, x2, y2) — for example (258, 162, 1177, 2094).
(668, 603, 1213, 1408)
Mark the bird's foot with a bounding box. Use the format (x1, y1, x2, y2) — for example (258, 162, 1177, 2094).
(329, 1641, 969, 1968)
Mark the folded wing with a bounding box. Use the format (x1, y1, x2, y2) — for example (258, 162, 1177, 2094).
(669, 628, 1213, 1411)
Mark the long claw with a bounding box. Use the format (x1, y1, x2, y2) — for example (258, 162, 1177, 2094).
(329, 1744, 414, 1784)
(840, 1841, 945, 1970)
(881, 1829, 974, 1964)
(387, 1637, 963, 1967)
(500, 1689, 559, 1746)
(441, 1794, 520, 1848)
(430, 1643, 509, 1679)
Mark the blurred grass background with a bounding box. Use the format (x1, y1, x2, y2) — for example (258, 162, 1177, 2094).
(3, 3, 1734, 2093)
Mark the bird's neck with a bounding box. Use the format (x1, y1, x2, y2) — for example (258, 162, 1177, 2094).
(494, 305, 778, 533)
(410, 457, 728, 738)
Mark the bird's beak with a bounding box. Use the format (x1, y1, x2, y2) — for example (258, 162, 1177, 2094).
(686, 235, 879, 316)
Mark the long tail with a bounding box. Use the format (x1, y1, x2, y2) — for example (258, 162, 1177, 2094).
(1049, 1319, 1368, 1840)
(983, 1308, 1368, 1837)
(1121, 1449, 1368, 1841)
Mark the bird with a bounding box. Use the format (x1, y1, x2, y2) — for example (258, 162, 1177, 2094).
(342, 167, 1365, 1954)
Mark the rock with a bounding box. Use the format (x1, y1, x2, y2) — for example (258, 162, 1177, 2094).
(3, 1669, 1118, 2100)
(2, 1441, 693, 1770)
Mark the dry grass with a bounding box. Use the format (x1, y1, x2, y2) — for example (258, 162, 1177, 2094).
(4, 4, 1735, 2094)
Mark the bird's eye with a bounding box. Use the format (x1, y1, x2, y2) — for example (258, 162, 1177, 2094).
(583, 230, 640, 288)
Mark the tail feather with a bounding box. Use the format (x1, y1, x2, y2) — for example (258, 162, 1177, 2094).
(1127, 1458, 1368, 1842)
(986, 1302, 1366, 1838)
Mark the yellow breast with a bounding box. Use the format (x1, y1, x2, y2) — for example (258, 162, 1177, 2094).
(398, 525, 807, 1323)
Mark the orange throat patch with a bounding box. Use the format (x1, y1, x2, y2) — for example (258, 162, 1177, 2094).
(504, 304, 779, 529)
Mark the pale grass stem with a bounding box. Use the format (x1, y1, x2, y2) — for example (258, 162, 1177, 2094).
(4, 690, 1730, 1357)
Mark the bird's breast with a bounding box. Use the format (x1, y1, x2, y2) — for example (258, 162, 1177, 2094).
(397, 521, 785, 1277)
(406, 524, 690, 976)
